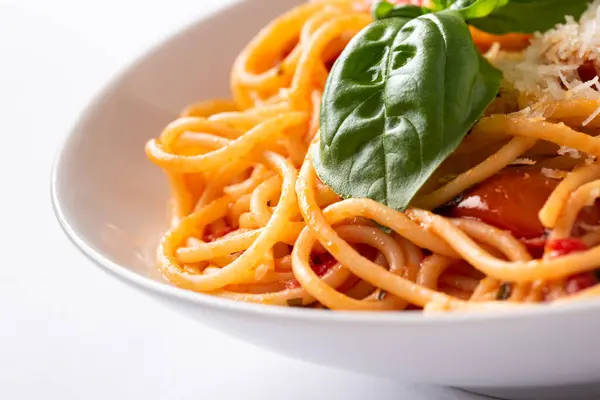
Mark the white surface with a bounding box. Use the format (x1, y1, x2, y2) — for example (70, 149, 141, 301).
(0, 1, 488, 399)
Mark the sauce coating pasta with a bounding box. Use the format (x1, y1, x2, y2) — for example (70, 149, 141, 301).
(146, 0, 600, 312)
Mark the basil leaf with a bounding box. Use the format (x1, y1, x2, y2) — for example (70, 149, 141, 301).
(469, 0, 590, 34)
(315, 11, 502, 211)
(449, 0, 509, 20)
(372, 1, 430, 20)
(372, 0, 395, 19)
(430, 0, 451, 11)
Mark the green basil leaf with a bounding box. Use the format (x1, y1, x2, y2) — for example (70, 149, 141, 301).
(430, 0, 451, 11)
(372, 1, 430, 20)
(314, 11, 502, 211)
(449, 0, 509, 20)
(469, 0, 590, 34)
(372, 0, 395, 19)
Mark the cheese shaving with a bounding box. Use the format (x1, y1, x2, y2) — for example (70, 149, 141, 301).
(491, 0, 600, 123)
(511, 157, 537, 166)
(583, 102, 600, 125)
(558, 146, 582, 159)
(541, 168, 568, 180)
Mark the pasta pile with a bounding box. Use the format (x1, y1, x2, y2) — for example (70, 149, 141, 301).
(146, 0, 600, 312)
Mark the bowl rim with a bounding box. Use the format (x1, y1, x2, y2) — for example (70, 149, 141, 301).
(50, 0, 600, 326)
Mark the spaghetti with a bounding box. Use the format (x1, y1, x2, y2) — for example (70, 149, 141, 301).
(145, 0, 600, 312)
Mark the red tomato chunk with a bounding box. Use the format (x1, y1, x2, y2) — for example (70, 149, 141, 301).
(545, 238, 588, 258)
(446, 168, 600, 240)
(545, 238, 598, 295)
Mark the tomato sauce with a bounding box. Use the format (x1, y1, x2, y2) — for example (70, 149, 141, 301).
(285, 253, 338, 289)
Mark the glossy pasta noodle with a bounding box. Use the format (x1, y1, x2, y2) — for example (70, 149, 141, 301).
(146, 0, 600, 312)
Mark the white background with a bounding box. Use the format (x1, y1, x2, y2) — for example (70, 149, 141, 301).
(0, 1, 489, 398)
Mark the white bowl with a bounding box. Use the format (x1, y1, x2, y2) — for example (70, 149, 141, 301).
(51, 0, 600, 397)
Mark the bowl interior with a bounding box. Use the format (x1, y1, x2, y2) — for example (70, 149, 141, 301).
(53, 0, 302, 281)
(52, 0, 600, 388)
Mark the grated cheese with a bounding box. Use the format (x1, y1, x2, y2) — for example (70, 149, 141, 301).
(558, 146, 582, 159)
(541, 168, 568, 180)
(511, 157, 537, 166)
(490, 0, 600, 123)
(457, 195, 488, 210)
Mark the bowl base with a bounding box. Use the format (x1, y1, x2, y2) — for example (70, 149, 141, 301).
(460, 381, 600, 400)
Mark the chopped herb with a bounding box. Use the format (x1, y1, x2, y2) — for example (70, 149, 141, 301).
(496, 282, 512, 301)
(374, 221, 393, 234)
(377, 290, 387, 301)
(286, 298, 304, 307)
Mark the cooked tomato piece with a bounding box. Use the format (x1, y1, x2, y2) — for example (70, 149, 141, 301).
(546, 234, 598, 294)
(447, 169, 559, 238)
(541, 239, 596, 296)
(565, 273, 597, 294)
(519, 236, 547, 259)
(578, 61, 600, 83)
(446, 168, 600, 240)
(545, 238, 588, 258)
